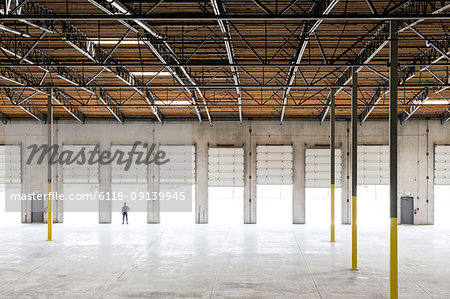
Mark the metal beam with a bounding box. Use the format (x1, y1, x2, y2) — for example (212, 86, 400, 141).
(210, 0, 242, 123)
(0, 110, 8, 124)
(250, 0, 272, 15)
(3, 83, 450, 89)
(365, 0, 377, 14)
(399, 87, 429, 124)
(18, 30, 46, 64)
(359, 87, 382, 124)
(2, 13, 450, 21)
(280, 0, 339, 124)
(440, 109, 450, 124)
(3, 87, 47, 123)
(2, 61, 450, 69)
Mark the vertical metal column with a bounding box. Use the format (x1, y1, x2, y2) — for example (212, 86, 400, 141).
(47, 88, 53, 241)
(389, 20, 399, 299)
(351, 67, 358, 270)
(330, 89, 336, 242)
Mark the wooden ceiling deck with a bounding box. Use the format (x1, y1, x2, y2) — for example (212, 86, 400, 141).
(0, 0, 449, 122)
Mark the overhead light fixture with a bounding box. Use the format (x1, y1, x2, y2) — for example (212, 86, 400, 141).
(130, 71, 172, 76)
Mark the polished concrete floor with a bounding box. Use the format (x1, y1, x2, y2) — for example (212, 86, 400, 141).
(0, 223, 449, 298)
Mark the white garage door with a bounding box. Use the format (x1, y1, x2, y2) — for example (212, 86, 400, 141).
(256, 145, 293, 185)
(160, 145, 195, 185)
(305, 148, 342, 188)
(0, 145, 21, 184)
(435, 145, 450, 185)
(208, 147, 244, 187)
(62, 145, 99, 184)
(358, 145, 389, 185)
(111, 144, 148, 184)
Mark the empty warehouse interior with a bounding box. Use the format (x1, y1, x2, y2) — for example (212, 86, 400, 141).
(1, 0, 450, 298)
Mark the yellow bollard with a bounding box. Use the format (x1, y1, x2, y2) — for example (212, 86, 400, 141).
(351, 195, 358, 270)
(390, 217, 398, 298)
(330, 184, 335, 242)
(47, 183, 52, 241)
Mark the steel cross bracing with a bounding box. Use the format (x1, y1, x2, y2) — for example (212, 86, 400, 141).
(280, 0, 339, 124)
(361, 23, 450, 125)
(210, 0, 242, 123)
(0, 63, 84, 123)
(319, 0, 450, 124)
(2, 87, 46, 123)
(441, 109, 450, 123)
(19, 2, 162, 124)
(0, 29, 116, 123)
(398, 27, 450, 123)
(400, 87, 429, 124)
(0, 1, 450, 122)
(87, 0, 211, 124)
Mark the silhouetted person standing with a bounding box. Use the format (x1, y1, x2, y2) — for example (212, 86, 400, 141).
(122, 203, 130, 224)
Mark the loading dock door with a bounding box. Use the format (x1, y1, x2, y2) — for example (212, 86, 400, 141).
(0, 145, 21, 184)
(256, 145, 293, 185)
(358, 145, 389, 185)
(208, 147, 244, 187)
(305, 148, 342, 188)
(160, 145, 195, 185)
(434, 145, 450, 185)
(111, 145, 148, 184)
(62, 145, 99, 184)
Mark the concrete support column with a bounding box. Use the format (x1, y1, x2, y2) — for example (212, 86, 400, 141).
(244, 126, 256, 224)
(54, 123, 63, 223)
(398, 121, 431, 224)
(341, 121, 351, 224)
(147, 127, 160, 223)
(99, 142, 111, 223)
(196, 139, 208, 223)
(293, 141, 305, 224)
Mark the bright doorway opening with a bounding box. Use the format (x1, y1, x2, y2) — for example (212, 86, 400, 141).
(435, 185, 450, 227)
(0, 184, 22, 225)
(111, 184, 147, 224)
(305, 187, 342, 226)
(358, 185, 389, 227)
(209, 187, 244, 225)
(160, 185, 195, 225)
(63, 184, 99, 225)
(257, 185, 293, 225)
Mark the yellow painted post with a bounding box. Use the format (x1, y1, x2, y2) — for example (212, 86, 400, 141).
(351, 195, 357, 270)
(390, 217, 398, 299)
(47, 183, 52, 241)
(47, 88, 53, 241)
(331, 184, 335, 242)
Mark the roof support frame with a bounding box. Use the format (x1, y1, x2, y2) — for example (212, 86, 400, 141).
(210, 0, 242, 123)
(319, 0, 450, 123)
(280, 0, 340, 124)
